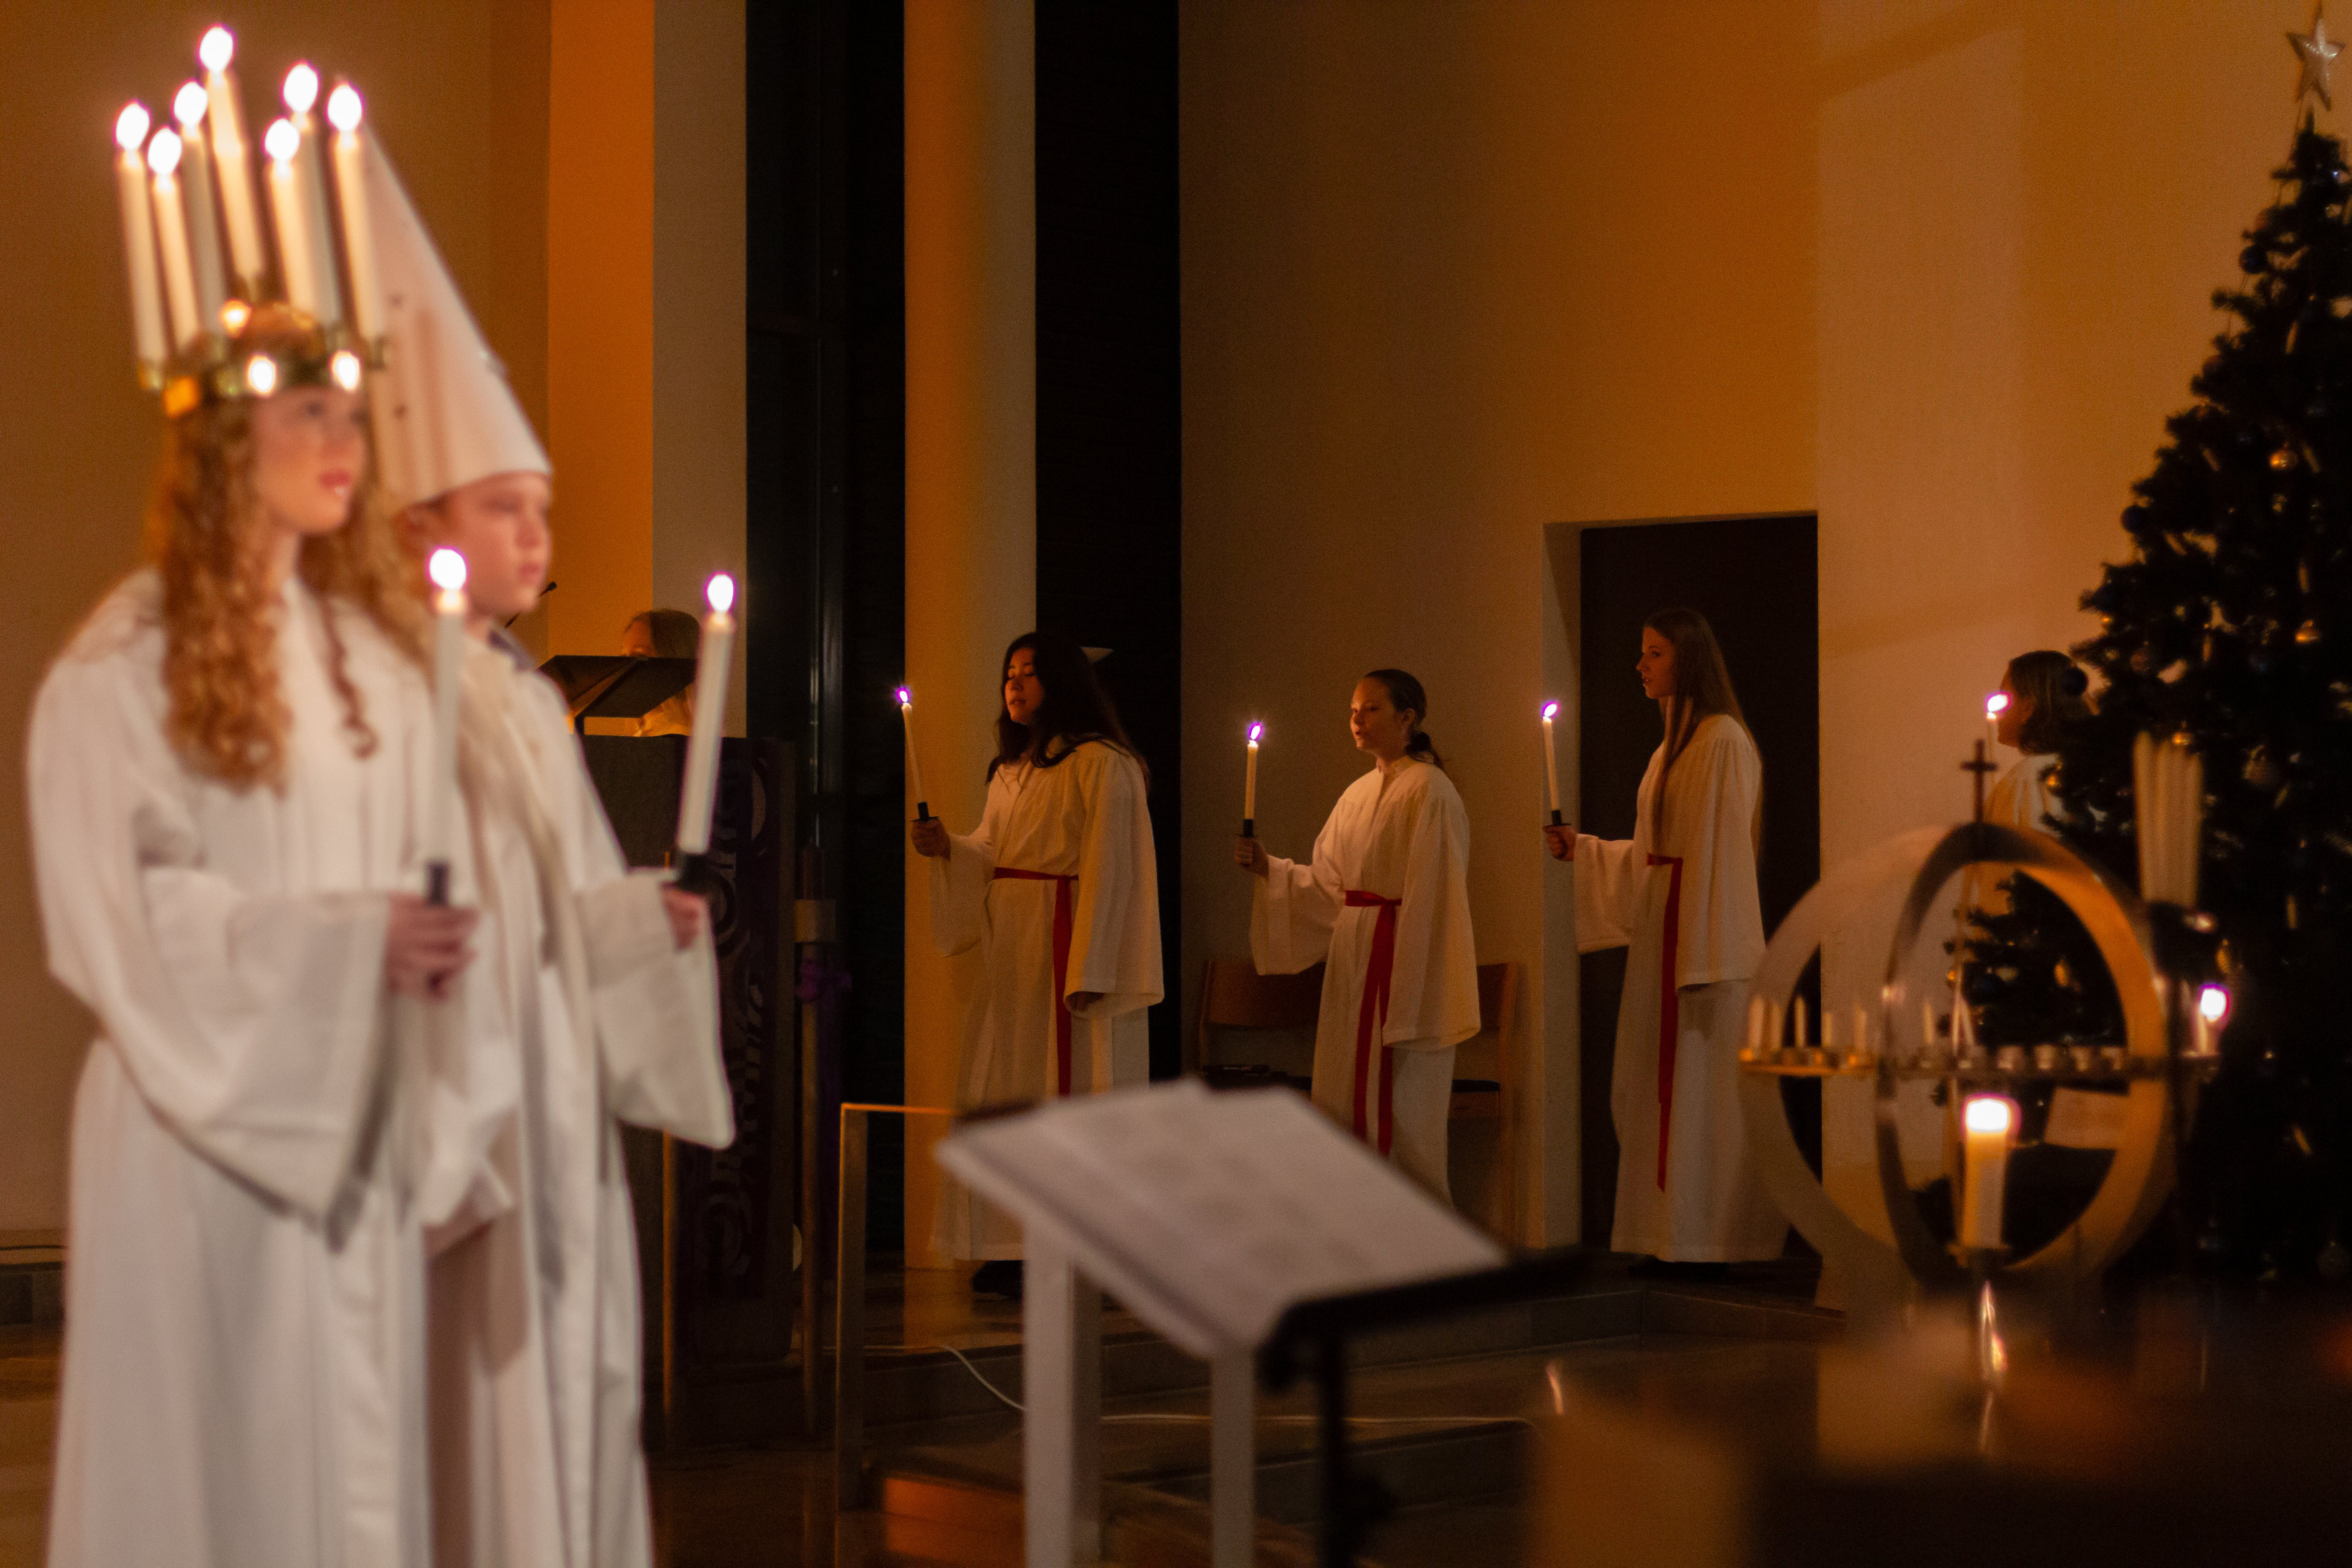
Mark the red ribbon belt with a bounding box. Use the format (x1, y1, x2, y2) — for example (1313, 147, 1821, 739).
(1343, 889, 1402, 1153)
(994, 867, 1078, 1096)
(1649, 853, 1685, 1189)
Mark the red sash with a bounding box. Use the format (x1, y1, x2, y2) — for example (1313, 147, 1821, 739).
(1649, 853, 1684, 1189)
(994, 867, 1078, 1096)
(1343, 889, 1402, 1153)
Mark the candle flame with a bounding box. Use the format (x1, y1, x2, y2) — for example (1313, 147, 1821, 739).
(330, 350, 363, 391)
(146, 128, 183, 177)
(2198, 984, 2230, 1024)
(283, 63, 319, 115)
(896, 687, 912, 706)
(220, 299, 251, 336)
(173, 82, 209, 129)
(200, 26, 235, 73)
(428, 548, 468, 592)
(1248, 723, 1263, 743)
(326, 83, 363, 133)
(706, 573, 735, 615)
(1542, 701, 1559, 720)
(1963, 1095, 2014, 1137)
(263, 118, 299, 163)
(244, 354, 279, 395)
(1985, 691, 2010, 718)
(116, 102, 150, 151)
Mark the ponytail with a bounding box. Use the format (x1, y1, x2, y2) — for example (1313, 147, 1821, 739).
(1364, 668, 1446, 770)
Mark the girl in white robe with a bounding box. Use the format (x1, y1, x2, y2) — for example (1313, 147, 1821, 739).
(31, 308, 483, 1568)
(1548, 609, 1784, 1263)
(1240, 669, 1480, 1200)
(912, 633, 1163, 1277)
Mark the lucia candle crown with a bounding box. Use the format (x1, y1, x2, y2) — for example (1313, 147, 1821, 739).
(113, 25, 383, 414)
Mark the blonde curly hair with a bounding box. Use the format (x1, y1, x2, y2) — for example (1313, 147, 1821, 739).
(144, 307, 425, 789)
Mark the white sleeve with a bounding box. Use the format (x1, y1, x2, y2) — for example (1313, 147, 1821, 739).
(1672, 724, 1766, 987)
(1573, 833, 1644, 953)
(1065, 748, 1163, 1018)
(28, 652, 389, 1219)
(1250, 808, 1345, 976)
(1382, 784, 1481, 1049)
(928, 778, 1002, 957)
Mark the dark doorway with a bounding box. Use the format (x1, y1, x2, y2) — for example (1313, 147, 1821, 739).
(1576, 513, 1819, 1248)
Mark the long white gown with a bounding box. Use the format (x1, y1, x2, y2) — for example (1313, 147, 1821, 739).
(428, 635, 733, 1568)
(1576, 712, 1785, 1261)
(1250, 758, 1480, 1200)
(928, 739, 1163, 1260)
(31, 572, 480, 1568)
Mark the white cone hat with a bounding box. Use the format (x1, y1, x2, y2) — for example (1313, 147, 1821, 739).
(365, 135, 548, 508)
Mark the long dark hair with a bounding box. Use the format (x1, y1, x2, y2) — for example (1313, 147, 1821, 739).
(1362, 668, 1445, 769)
(1643, 607, 1755, 843)
(988, 631, 1145, 782)
(2003, 649, 2092, 756)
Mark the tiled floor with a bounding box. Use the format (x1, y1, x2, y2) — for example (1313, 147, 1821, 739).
(0, 1327, 57, 1568)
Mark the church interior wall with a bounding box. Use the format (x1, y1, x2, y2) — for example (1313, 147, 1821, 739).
(1178, 0, 2295, 1243)
(0, 0, 551, 1234)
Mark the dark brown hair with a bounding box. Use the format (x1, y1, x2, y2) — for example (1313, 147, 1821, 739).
(2003, 649, 2092, 756)
(1643, 607, 1755, 843)
(988, 631, 1145, 783)
(627, 608, 701, 660)
(1361, 668, 1444, 769)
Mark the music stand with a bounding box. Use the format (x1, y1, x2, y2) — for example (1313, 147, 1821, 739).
(539, 655, 696, 735)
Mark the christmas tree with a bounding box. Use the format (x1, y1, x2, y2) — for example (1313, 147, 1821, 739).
(2056, 112, 2352, 1276)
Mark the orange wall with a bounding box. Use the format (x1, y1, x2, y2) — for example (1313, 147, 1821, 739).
(1181, 0, 2301, 1240)
(0, 0, 550, 1231)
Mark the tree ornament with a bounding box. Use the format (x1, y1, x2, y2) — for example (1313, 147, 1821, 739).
(2291, 12, 2343, 110)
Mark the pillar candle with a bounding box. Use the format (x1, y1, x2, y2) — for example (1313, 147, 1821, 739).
(1244, 723, 1262, 829)
(264, 120, 321, 316)
(147, 132, 203, 352)
(326, 87, 382, 344)
(113, 104, 168, 373)
(200, 28, 265, 294)
(282, 66, 342, 328)
(1541, 702, 1562, 821)
(1959, 1096, 2014, 1250)
(171, 84, 227, 336)
(423, 550, 469, 897)
(897, 687, 929, 818)
(1792, 995, 1808, 1050)
(676, 575, 737, 855)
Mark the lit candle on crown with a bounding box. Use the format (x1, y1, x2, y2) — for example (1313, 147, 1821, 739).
(264, 118, 323, 317)
(1243, 722, 1263, 837)
(1540, 701, 1563, 825)
(326, 84, 382, 347)
(281, 64, 342, 327)
(146, 130, 203, 352)
(676, 575, 737, 858)
(113, 103, 169, 377)
(170, 83, 228, 336)
(199, 27, 265, 295)
(423, 548, 469, 904)
(898, 686, 930, 822)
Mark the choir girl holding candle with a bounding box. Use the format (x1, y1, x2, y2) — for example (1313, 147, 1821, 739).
(1236, 669, 1479, 1200)
(30, 300, 479, 1565)
(1544, 609, 1784, 1265)
(1986, 650, 2092, 834)
(368, 136, 733, 1564)
(910, 633, 1163, 1297)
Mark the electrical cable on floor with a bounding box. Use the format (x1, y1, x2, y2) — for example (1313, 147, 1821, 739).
(868, 1344, 1534, 1429)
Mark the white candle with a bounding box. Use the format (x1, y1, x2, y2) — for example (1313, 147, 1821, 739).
(1245, 722, 1262, 827)
(113, 103, 168, 375)
(265, 119, 321, 317)
(147, 132, 203, 352)
(1852, 1003, 1871, 1059)
(326, 86, 382, 345)
(424, 549, 468, 883)
(1985, 691, 2009, 756)
(676, 574, 737, 855)
(171, 84, 227, 337)
(1744, 995, 1764, 1053)
(1959, 1095, 2014, 1250)
(897, 686, 928, 816)
(1540, 701, 1562, 818)
(2195, 983, 2229, 1058)
(283, 67, 342, 328)
(1792, 995, 1808, 1050)
(200, 28, 265, 294)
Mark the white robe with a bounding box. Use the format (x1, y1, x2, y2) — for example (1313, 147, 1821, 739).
(428, 637, 733, 1568)
(1576, 713, 1784, 1261)
(31, 572, 479, 1568)
(1250, 758, 1479, 1200)
(928, 740, 1163, 1260)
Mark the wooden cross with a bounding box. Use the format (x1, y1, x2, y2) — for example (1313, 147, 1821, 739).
(1962, 740, 1999, 822)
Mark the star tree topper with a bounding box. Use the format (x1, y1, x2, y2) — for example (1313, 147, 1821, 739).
(2290, 10, 2342, 109)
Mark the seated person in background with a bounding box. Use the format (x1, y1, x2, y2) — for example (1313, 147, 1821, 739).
(622, 608, 700, 736)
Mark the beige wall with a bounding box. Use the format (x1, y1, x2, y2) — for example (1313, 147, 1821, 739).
(0, 1, 550, 1232)
(1182, 0, 2295, 1242)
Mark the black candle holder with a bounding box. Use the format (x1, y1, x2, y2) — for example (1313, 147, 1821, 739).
(1241, 817, 1255, 839)
(914, 801, 932, 823)
(671, 848, 718, 897)
(1547, 808, 1564, 828)
(423, 859, 451, 907)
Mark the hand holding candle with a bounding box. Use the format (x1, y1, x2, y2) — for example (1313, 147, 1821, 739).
(1541, 701, 1563, 825)
(898, 686, 930, 821)
(1959, 1095, 2015, 1251)
(424, 548, 468, 905)
(1243, 722, 1262, 837)
(676, 574, 736, 860)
